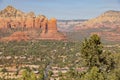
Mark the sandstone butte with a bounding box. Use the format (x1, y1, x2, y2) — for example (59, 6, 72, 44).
(0, 6, 66, 41)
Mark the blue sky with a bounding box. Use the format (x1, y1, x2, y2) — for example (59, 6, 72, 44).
(0, 0, 120, 19)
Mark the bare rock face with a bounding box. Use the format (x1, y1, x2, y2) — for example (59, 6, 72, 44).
(41, 18, 48, 33)
(40, 18, 66, 40)
(0, 5, 25, 17)
(48, 18, 57, 33)
(0, 6, 66, 41)
(27, 12, 35, 17)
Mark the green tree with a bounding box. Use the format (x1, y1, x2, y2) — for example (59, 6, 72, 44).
(81, 34, 103, 68)
(30, 72, 37, 80)
(81, 66, 104, 80)
(38, 70, 44, 80)
(81, 34, 115, 72)
(107, 68, 120, 80)
(21, 69, 37, 80)
(21, 69, 30, 80)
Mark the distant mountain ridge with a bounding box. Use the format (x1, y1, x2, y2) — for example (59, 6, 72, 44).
(57, 19, 87, 32)
(75, 10, 120, 29)
(67, 10, 120, 42)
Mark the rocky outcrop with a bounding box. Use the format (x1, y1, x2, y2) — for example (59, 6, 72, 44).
(0, 5, 25, 17)
(0, 6, 44, 29)
(48, 18, 58, 33)
(40, 18, 66, 40)
(0, 6, 66, 41)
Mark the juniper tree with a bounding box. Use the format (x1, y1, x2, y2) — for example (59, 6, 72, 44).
(81, 34, 115, 72)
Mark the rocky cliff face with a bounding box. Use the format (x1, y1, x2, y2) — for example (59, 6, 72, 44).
(0, 6, 45, 29)
(0, 6, 66, 41)
(40, 18, 66, 40)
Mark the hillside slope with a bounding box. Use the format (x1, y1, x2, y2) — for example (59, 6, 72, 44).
(69, 10, 120, 42)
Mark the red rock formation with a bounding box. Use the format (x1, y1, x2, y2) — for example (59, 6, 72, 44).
(0, 6, 46, 29)
(48, 18, 57, 33)
(41, 18, 48, 33)
(0, 6, 66, 41)
(25, 17, 34, 28)
(40, 18, 66, 40)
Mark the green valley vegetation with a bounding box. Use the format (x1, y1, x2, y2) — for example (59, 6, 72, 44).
(0, 34, 120, 80)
